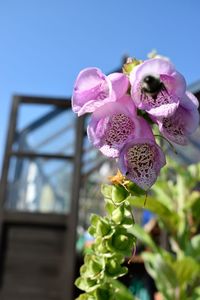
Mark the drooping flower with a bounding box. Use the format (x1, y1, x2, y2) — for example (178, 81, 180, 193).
(118, 138, 166, 190)
(130, 58, 186, 118)
(72, 67, 129, 116)
(156, 91, 199, 145)
(87, 95, 154, 158)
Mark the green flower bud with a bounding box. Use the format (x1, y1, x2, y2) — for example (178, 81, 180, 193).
(107, 228, 135, 256)
(112, 206, 125, 224)
(95, 237, 108, 253)
(105, 259, 118, 276)
(122, 57, 142, 75)
(111, 185, 128, 204)
(88, 259, 102, 277)
(95, 287, 111, 300)
(113, 234, 129, 250)
(75, 276, 98, 292)
(96, 219, 111, 236)
(105, 258, 128, 278)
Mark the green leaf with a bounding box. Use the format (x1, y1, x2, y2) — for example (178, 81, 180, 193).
(110, 279, 136, 300)
(186, 235, 200, 261)
(142, 253, 178, 298)
(173, 256, 200, 285)
(152, 181, 174, 210)
(193, 286, 200, 299)
(128, 195, 179, 234)
(176, 173, 187, 211)
(128, 223, 158, 251)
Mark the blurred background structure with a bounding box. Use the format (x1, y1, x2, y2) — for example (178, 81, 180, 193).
(0, 84, 199, 300)
(0, 1, 200, 299)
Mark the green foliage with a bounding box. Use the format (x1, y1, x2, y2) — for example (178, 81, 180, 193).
(75, 183, 137, 300)
(130, 159, 200, 300)
(76, 159, 200, 299)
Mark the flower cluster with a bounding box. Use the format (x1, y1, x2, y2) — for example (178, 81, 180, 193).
(72, 57, 199, 190)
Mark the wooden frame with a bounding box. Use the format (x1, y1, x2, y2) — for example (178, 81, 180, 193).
(0, 95, 85, 300)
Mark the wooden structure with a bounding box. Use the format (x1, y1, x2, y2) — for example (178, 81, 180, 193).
(0, 95, 85, 300)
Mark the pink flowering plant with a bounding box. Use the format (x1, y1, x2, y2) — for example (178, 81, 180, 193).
(72, 55, 199, 300)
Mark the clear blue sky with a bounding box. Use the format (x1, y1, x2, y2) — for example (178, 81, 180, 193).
(0, 0, 200, 174)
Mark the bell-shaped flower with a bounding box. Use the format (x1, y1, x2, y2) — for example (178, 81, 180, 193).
(156, 91, 199, 145)
(87, 95, 153, 158)
(72, 67, 129, 116)
(130, 58, 186, 118)
(118, 138, 166, 191)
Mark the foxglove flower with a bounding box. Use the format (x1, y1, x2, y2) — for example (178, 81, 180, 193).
(130, 58, 186, 118)
(87, 95, 154, 158)
(72, 67, 129, 116)
(119, 138, 166, 190)
(157, 91, 199, 145)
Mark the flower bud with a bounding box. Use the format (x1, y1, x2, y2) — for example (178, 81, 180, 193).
(111, 185, 128, 203)
(112, 206, 125, 224)
(123, 57, 142, 75)
(96, 219, 111, 236)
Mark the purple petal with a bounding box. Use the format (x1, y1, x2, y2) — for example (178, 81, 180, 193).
(116, 94, 137, 115)
(118, 138, 166, 190)
(87, 96, 152, 158)
(130, 58, 175, 88)
(72, 67, 113, 116)
(108, 72, 129, 99)
(158, 102, 199, 145)
(180, 91, 199, 110)
(147, 101, 179, 118)
(130, 58, 186, 118)
(160, 71, 186, 97)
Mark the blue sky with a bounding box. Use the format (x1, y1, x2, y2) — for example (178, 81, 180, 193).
(0, 0, 200, 174)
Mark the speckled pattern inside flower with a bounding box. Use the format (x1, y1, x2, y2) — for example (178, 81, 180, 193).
(103, 113, 135, 147)
(126, 143, 155, 183)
